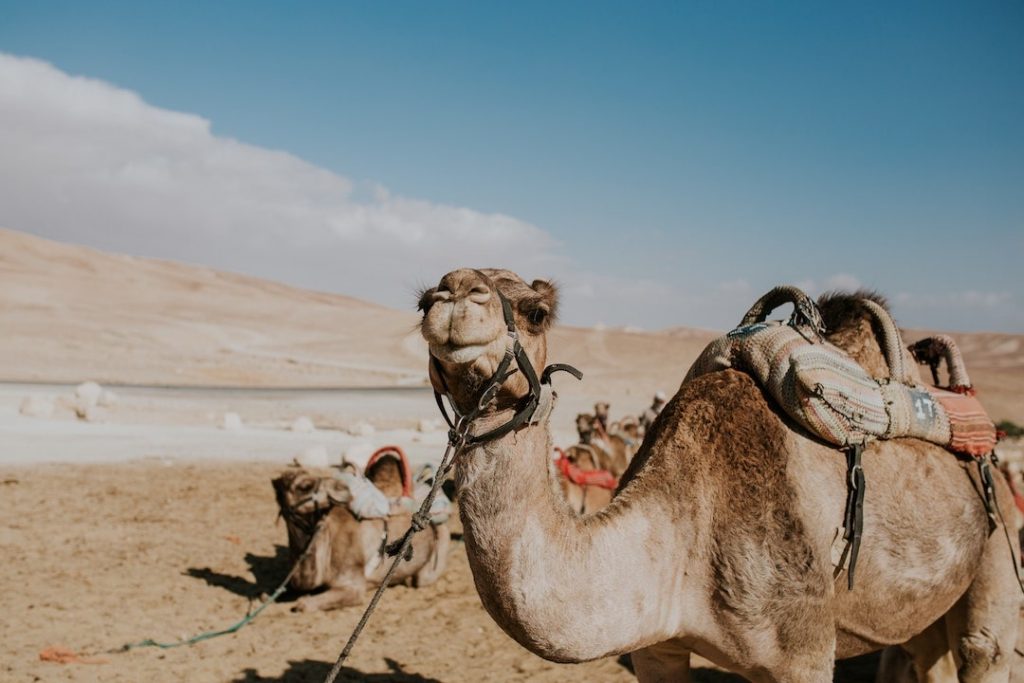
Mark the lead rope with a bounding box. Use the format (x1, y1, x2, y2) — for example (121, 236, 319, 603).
(109, 515, 327, 654)
(322, 417, 469, 683)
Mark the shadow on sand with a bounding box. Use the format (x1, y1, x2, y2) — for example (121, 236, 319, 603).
(186, 544, 297, 601)
(230, 657, 442, 683)
(617, 652, 881, 682)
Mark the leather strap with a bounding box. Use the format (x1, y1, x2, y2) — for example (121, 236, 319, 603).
(842, 442, 866, 590)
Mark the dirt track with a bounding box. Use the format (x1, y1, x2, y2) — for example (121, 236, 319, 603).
(0, 461, 897, 683)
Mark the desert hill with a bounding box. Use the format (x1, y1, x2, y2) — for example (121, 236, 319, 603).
(1, 228, 1020, 421)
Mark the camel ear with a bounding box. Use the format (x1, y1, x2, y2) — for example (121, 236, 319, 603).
(416, 286, 437, 313)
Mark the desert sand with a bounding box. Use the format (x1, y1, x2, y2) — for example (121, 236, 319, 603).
(2, 228, 1022, 682)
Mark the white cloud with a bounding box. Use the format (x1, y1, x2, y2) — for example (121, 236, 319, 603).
(823, 273, 862, 292)
(717, 279, 751, 294)
(1, 54, 1018, 333)
(0, 54, 559, 310)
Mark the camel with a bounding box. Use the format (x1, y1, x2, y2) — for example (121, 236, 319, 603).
(612, 414, 644, 443)
(576, 411, 635, 477)
(419, 268, 1020, 682)
(271, 467, 449, 612)
(558, 444, 617, 514)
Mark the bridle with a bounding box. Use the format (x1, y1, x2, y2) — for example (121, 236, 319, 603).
(431, 289, 582, 446)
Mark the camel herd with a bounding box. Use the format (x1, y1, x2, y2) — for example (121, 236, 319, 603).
(271, 267, 1021, 682)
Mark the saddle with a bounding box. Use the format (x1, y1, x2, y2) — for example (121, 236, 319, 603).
(685, 286, 1000, 589)
(554, 447, 619, 490)
(684, 286, 997, 457)
(339, 445, 451, 525)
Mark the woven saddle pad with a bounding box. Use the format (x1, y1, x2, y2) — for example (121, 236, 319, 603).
(684, 286, 996, 457)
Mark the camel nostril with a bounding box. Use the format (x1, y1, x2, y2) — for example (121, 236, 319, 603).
(468, 285, 491, 303)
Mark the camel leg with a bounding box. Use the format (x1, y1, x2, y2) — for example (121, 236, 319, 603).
(631, 639, 690, 682)
(894, 618, 959, 682)
(291, 584, 364, 612)
(877, 647, 919, 683)
(413, 524, 450, 588)
(944, 518, 1021, 682)
(292, 572, 367, 612)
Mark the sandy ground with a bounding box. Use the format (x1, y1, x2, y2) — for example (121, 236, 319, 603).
(0, 460, 891, 683)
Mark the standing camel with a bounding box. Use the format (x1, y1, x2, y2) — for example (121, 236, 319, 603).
(419, 268, 1019, 682)
(577, 411, 635, 477)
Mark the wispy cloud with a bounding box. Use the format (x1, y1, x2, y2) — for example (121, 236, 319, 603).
(1, 54, 1020, 334)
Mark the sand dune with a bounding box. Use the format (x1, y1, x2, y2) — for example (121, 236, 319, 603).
(2, 227, 1021, 421)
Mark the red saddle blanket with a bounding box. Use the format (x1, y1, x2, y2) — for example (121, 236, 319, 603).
(555, 453, 618, 490)
(929, 388, 999, 457)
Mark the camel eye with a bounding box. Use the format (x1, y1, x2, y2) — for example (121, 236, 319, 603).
(296, 480, 315, 493)
(527, 308, 548, 326)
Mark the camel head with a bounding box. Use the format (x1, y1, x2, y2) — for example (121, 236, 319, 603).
(617, 415, 642, 440)
(576, 413, 595, 444)
(272, 468, 350, 519)
(419, 268, 558, 414)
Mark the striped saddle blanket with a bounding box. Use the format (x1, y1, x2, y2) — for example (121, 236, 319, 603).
(685, 287, 997, 457)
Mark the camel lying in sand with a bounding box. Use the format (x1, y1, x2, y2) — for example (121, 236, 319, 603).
(419, 268, 1019, 683)
(271, 463, 449, 612)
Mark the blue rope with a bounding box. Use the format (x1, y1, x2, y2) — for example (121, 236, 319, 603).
(109, 519, 325, 654)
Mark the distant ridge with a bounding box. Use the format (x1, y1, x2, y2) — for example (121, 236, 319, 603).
(2, 228, 1021, 420)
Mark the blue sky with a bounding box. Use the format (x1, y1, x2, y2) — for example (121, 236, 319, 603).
(1, 1, 1022, 331)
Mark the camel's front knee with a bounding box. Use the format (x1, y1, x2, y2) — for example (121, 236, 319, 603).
(957, 628, 1008, 682)
(631, 640, 691, 683)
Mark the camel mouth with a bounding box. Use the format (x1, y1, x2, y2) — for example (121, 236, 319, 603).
(428, 341, 493, 365)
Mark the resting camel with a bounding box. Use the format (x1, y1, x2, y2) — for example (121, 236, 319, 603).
(272, 467, 448, 612)
(419, 268, 1019, 682)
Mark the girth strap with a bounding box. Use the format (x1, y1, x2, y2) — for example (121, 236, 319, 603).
(842, 442, 866, 590)
(978, 457, 998, 533)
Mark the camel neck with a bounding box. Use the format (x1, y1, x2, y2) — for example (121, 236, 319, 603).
(454, 414, 697, 662)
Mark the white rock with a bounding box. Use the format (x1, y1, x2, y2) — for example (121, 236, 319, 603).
(222, 412, 244, 431)
(74, 381, 103, 408)
(75, 403, 100, 422)
(97, 389, 119, 408)
(19, 395, 54, 418)
(295, 445, 330, 469)
(342, 441, 376, 470)
(347, 421, 375, 437)
(291, 416, 315, 433)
